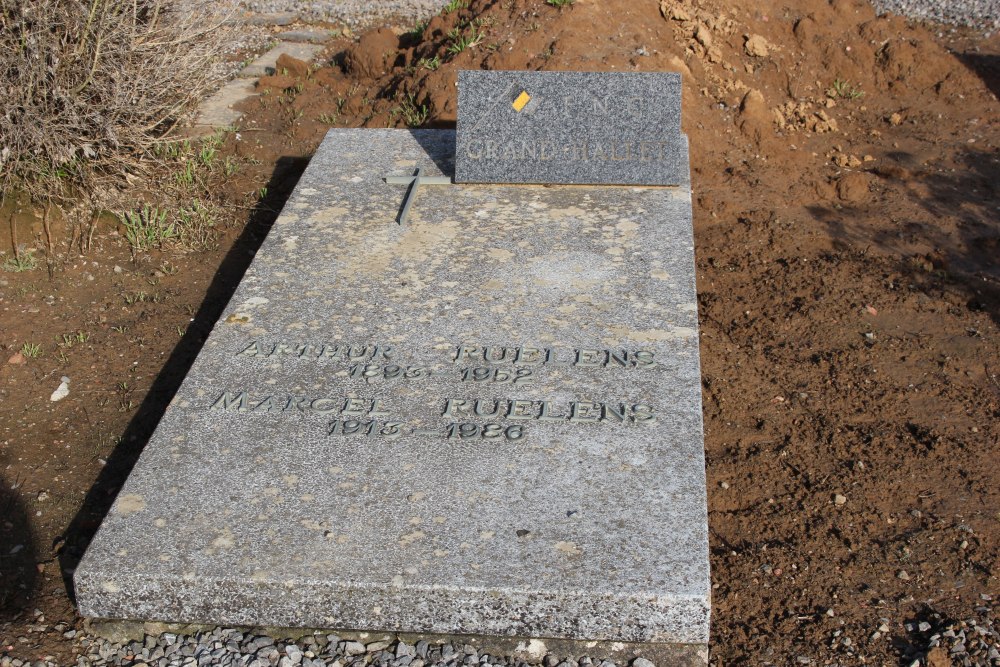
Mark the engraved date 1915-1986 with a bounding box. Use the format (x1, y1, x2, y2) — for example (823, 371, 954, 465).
(328, 419, 525, 441)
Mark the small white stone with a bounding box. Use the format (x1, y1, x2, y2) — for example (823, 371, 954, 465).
(50, 377, 70, 402)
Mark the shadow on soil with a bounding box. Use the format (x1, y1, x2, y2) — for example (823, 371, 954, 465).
(955, 52, 1000, 102)
(0, 473, 37, 621)
(807, 147, 1000, 327)
(0, 475, 38, 621)
(57, 155, 311, 604)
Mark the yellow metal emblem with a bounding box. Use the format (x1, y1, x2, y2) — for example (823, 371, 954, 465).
(512, 91, 531, 112)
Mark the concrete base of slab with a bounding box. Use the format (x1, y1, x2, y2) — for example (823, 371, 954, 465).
(83, 619, 708, 666)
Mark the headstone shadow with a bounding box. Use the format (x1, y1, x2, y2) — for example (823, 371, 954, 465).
(58, 155, 311, 603)
(0, 473, 37, 620)
(955, 52, 1000, 102)
(408, 128, 456, 177)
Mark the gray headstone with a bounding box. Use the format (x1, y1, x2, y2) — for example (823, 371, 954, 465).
(456, 70, 686, 186)
(75, 129, 709, 655)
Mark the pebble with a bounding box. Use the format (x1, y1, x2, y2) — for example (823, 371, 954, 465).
(342, 641, 365, 656)
(49, 376, 71, 402)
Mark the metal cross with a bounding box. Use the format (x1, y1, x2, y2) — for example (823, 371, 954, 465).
(384, 168, 452, 226)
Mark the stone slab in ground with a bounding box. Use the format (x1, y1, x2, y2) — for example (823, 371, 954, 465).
(75, 128, 709, 657)
(277, 29, 338, 43)
(237, 11, 299, 26)
(456, 70, 686, 186)
(188, 79, 260, 136)
(240, 41, 325, 78)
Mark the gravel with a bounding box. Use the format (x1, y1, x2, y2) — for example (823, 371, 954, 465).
(870, 0, 999, 30)
(237, 0, 441, 26)
(905, 603, 1000, 667)
(0, 629, 666, 667)
(236, 0, 999, 31)
(5, 608, 996, 667)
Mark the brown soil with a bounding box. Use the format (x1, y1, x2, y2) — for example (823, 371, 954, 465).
(2, 0, 998, 664)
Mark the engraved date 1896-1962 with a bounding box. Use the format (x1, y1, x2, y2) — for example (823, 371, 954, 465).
(328, 419, 525, 441)
(348, 363, 430, 380)
(459, 366, 534, 385)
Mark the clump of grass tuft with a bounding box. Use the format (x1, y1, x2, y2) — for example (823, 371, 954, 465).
(827, 79, 864, 100)
(418, 56, 441, 71)
(21, 342, 42, 359)
(118, 206, 176, 254)
(395, 95, 430, 127)
(175, 200, 219, 251)
(2, 248, 39, 272)
(446, 26, 485, 54)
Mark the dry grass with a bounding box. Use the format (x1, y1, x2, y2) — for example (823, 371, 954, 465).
(0, 0, 237, 213)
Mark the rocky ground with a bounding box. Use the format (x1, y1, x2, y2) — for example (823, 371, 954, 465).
(2, 0, 999, 665)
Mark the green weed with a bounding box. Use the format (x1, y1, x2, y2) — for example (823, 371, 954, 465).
(153, 139, 193, 160)
(175, 200, 218, 251)
(827, 79, 864, 100)
(446, 26, 485, 54)
(418, 56, 441, 71)
(116, 381, 134, 412)
(222, 156, 240, 177)
(408, 20, 429, 37)
(174, 160, 196, 185)
(2, 248, 38, 272)
(59, 331, 89, 348)
(21, 342, 41, 358)
(395, 95, 430, 127)
(118, 206, 177, 253)
(123, 290, 160, 305)
(198, 145, 217, 167)
(442, 0, 468, 12)
(546, 0, 574, 6)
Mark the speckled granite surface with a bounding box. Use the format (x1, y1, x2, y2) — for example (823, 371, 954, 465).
(75, 129, 709, 647)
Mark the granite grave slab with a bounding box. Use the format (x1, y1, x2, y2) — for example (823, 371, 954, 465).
(456, 70, 686, 186)
(75, 128, 709, 656)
